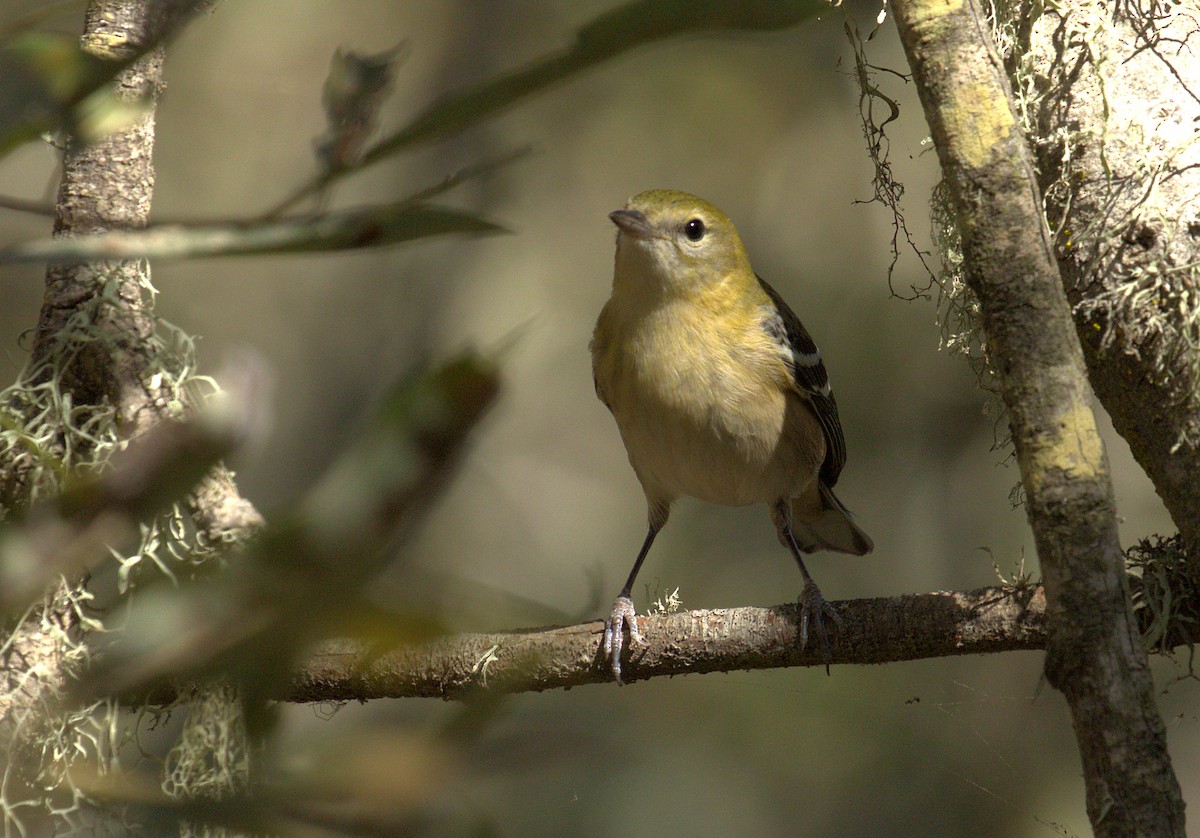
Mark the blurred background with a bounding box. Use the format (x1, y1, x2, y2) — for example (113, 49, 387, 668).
(0, 1, 1192, 835)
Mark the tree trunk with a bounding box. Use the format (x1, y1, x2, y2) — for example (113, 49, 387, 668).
(890, 0, 1186, 833)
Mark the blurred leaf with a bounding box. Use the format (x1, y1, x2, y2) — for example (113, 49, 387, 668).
(71, 85, 153, 142)
(0, 202, 507, 265)
(81, 352, 503, 719)
(297, 350, 501, 554)
(268, 0, 825, 213)
(320, 593, 450, 647)
(0, 1, 87, 40)
(364, 0, 824, 162)
(0, 31, 119, 153)
(316, 42, 407, 171)
(0, 4, 225, 158)
(67, 765, 277, 835)
(273, 729, 454, 820)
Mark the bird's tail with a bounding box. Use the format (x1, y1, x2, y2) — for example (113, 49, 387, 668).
(790, 482, 873, 556)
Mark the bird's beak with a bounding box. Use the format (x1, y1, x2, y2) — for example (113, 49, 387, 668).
(609, 209, 661, 240)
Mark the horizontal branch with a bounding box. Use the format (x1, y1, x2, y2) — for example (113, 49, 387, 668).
(286, 585, 1046, 702)
(0, 202, 505, 265)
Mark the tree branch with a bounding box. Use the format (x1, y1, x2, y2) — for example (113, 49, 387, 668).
(2, 0, 189, 757)
(890, 0, 1185, 834)
(109, 585, 1045, 704)
(0, 203, 507, 265)
(1014, 5, 1200, 559)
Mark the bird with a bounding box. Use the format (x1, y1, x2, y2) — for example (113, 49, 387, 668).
(590, 188, 872, 684)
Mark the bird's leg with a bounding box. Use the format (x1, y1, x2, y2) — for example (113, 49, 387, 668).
(774, 500, 842, 674)
(604, 517, 662, 685)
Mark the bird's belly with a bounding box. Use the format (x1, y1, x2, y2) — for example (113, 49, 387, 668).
(613, 373, 807, 508)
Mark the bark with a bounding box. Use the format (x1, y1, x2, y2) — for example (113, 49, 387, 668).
(0, 1, 262, 826)
(2, 0, 172, 760)
(890, 0, 1185, 834)
(293, 587, 1046, 700)
(1007, 3, 1200, 560)
(116, 585, 1046, 703)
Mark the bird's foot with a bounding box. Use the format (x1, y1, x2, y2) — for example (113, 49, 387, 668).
(603, 595, 644, 685)
(797, 580, 842, 674)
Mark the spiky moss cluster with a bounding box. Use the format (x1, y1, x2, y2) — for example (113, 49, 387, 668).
(0, 584, 113, 834)
(0, 274, 236, 833)
(1128, 534, 1196, 657)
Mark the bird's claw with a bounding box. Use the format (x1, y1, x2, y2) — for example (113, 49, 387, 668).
(797, 580, 842, 674)
(603, 595, 643, 685)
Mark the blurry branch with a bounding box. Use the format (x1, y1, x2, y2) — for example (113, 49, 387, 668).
(264, 0, 828, 216)
(0, 194, 55, 216)
(0, 202, 507, 265)
(65, 725, 470, 835)
(891, 0, 1183, 834)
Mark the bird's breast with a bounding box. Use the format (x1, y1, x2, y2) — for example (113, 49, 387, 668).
(595, 300, 821, 506)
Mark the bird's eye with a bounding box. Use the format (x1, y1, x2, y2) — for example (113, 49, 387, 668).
(683, 218, 706, 242)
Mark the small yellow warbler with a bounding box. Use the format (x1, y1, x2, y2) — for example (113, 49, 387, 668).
(591, 189, 873, 684)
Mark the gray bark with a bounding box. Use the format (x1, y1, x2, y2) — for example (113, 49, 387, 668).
(891, 0, 1185, 833)
(1010, 3, 1200, 560)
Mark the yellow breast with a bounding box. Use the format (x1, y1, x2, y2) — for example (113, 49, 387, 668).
(593, 294, 823, 507)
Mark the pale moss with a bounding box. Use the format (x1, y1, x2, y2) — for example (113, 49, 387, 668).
(0, 270, 241, 832)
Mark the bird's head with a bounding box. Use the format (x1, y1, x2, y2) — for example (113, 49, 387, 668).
(609, 189, 752, 297)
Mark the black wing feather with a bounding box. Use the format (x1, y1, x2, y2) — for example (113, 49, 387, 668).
(756, 274, 847, 487)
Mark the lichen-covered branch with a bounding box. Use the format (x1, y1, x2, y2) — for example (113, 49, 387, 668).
(890, 0, 1185, 834)
(2, 0, 176, 756)
(0, 1, 261, 832)
(114, 585, 1043, 703)
(1001, 3, 1200, 560)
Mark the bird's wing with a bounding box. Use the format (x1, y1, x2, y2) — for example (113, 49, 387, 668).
(756, 274, 847, 487)
(589, 309, 613, 411)
(593, 372, 611, 411)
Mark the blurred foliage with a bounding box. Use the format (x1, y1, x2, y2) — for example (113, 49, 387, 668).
(0, 0, 203, 156)
(1, 349, 499, 833)
(0, 31, 133, 153)
(1, 7, 859, 833)
(269, 0, 828, 214)
(84, 352, 500, 718)
(0, 0, 1192, 836)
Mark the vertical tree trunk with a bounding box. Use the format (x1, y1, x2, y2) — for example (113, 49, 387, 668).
(1, 2, 260, 833)
(890, 0, 1185, 833)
